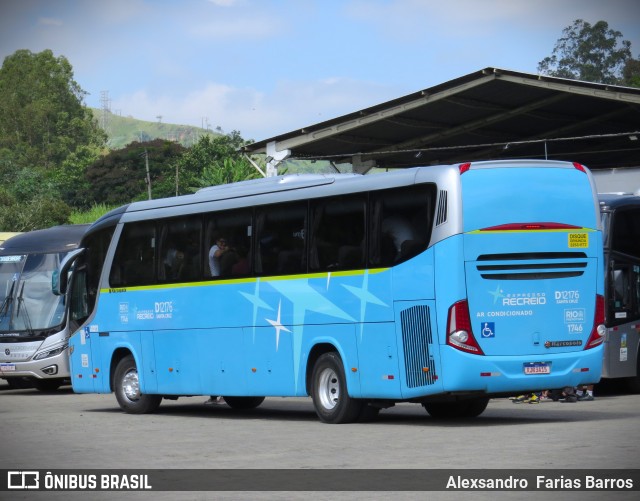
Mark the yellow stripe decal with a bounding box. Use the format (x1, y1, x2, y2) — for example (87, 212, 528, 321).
(100, 267, 389, 294)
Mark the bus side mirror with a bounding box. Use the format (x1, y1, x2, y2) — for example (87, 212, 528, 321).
(52, 248, 85, 296)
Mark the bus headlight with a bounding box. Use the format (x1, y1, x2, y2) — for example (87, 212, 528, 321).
(33, 343, 68, 361)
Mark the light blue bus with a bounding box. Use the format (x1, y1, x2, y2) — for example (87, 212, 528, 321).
(58, 160, 605, 422)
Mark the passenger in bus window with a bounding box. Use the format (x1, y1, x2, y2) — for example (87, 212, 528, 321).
(382, 216, 414, 260)
(164, 247, 186, 281)
(210, 235, 242, 277)
(208, 236, 229, 277)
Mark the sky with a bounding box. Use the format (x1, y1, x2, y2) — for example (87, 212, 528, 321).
(1, 0, 639, 142)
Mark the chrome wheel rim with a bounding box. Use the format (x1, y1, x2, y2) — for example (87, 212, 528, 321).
(318, 367, 339, 410)
(122, 368, 141, 402)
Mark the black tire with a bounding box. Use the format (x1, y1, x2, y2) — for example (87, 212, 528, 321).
(114, 355, 162, 414)
(5, 377, 33, 389)
(310, 352, 362, 424)
(223, 396, 265, 409)
(33, 379, 63, 392)
(423, 398, 489, 419)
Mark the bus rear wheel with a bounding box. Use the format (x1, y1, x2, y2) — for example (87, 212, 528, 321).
(114, 355, 162, 414)
(311, 352, 362, 424)
(223, 396, 265, 409)
(423, 398, 489, 419)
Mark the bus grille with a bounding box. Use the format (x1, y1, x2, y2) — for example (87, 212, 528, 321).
(400, 305, 436, 388)
(476, 252, 587, 280)
(435, 190, 447, 226)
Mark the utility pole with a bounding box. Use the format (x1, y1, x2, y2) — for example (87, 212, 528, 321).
(175, 163, 179, 197)
(144, 149, 152, 200)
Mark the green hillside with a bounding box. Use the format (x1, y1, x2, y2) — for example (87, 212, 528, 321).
(90, 108, 219, 149)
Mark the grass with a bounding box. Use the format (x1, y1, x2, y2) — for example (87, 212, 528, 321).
(69, 204, 119, 225)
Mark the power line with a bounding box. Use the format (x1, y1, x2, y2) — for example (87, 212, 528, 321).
(292, 130, 640, 161)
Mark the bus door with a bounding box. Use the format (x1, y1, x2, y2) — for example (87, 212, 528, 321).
(69, 325, 99, 392)
(604, 262, 640, 378)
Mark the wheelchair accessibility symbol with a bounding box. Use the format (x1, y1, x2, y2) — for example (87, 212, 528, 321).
(481, 322, 495, 338)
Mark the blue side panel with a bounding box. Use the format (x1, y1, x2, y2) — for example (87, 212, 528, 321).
(244, 326, 295, 395)
(139, 331, 157, 393)
(153, 328, 244, 396)
(433, 235, 466, 343)
(391, 248, 435, 301)
(356, 322, 401, 397)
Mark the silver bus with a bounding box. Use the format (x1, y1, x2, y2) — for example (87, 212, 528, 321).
(0, 224, 89, 391)
(599, 194, 640, 391)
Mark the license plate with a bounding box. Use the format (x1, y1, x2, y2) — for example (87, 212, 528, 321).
(523, 362, 550, 375)
(0, 363, 16, 372)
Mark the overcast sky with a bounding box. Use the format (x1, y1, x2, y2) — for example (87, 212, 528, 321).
(1, 0, 639, 141)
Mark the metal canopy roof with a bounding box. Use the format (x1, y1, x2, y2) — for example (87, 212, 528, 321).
(243, 67, 640, 172)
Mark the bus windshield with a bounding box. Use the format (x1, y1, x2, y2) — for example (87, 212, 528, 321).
(0, 253, 66, 335)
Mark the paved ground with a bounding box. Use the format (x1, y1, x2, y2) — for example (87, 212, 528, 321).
(1, 380, 638, 500)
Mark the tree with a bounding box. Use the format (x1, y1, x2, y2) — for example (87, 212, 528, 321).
(82, 139, 185, 206)
(0, 188, 71, 231)
(176, 132, 263, 191)
(538, 19, 632, 84)
(0, 50, 106, 170)
(622, 57, 640, 87)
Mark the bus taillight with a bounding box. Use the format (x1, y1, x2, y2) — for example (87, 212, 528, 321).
(585, 294, 606, 350)
(446, 300, 484, 355)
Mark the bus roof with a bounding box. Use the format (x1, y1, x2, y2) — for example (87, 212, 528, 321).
(89, 159, 593, 229)
(0, 224, 90, 255)
(599, 193, 640, 211)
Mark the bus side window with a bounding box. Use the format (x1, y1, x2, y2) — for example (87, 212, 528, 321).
(157, 217, 202, 283)
(610, 264, 640, 325)
(255, 202, 306, 276)
(369, 184, 436, 267)
(309, 195, 366, 271)
(611, 208, 640, 259)
(110, 222, 156, 287)
(204, 210, 252, 279)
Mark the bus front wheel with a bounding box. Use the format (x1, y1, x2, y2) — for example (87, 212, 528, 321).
(423, 398, 489, 419)
(310, 352, 361, 424)
(114, 355, 162, 414)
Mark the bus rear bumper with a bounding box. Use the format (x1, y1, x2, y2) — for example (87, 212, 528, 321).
(439, 346, 603, 395)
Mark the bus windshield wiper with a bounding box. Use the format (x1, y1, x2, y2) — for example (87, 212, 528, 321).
(15, 281, 34, 336)
(0, 278, 17, 327)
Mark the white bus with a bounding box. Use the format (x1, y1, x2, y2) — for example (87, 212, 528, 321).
(0, 225, 89, 391)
